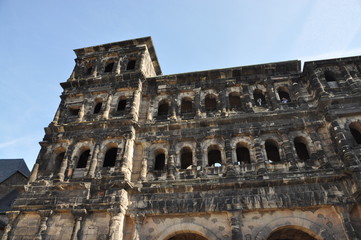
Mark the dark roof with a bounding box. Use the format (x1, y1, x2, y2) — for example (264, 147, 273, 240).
(0, 159, 30, 183)
(0, 189, 18, 213)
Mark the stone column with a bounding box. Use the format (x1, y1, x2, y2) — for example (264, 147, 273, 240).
(329, 119, 359, 167)
(78, 103, 85, 122)
(265, 79, 277, 110)
(335, 206, 359, 240)
(1, 211, 20, 240)
(194, 90, 202, 118)
(280, 134, 297, 171)
(310, 72, 328, 98)
(71, 209, 87, 240)
(139, 156, 148, 182)
(230, 212, 243, 240)
(170, 91, 178, 121)
(291, 80, 306, 105)
(195, 141, 205, 178)
(51, 100, 65, 125)
(108, 190, 128, 240)
(131, 85, 142, 121)
(28, 163, 39, 183)
(167, 141, 176, 180)
(132, 214, 145, 240)
(147, 98, 153, 122)
(242, 85, 253, 112)
(57, 145, 74, 182)
(254, 138, 266, 174)
(220, 89, 227, 116)
(35, 210, 53, 240)
(87, 144, 100, 178)
(102, 94, 113, 120)
(121, 130, 135, 181)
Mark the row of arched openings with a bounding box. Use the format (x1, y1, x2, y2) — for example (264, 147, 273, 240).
(54, 148, 120, 173)
(84, 59, 137, 77)
(157, 88, 291, 117)
(153, 137, 311, 171)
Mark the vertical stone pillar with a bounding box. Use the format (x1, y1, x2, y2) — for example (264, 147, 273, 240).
(229, 212, 243, 240)
(220, 89, 227, 116)
(194, 90, 202, 118)
(121, 130, 135, 181)
(291, 81, 305, 104)
(265, 79, 277, 110)
(71, 209, 87, 240)
(115, 57, 122, 74)
(28, 163, 39, 183)
(131, 88, 142, 122)
(87, 144, 100, 178)
(108, 190, 128, 240)
(35, 210, 53, 240)
(57, 145, 74, 182)
(254, 138, 266, 174)
(329, 119, 359, 167)
(242, 85, 253, 112)
(78, 103, 85, 122)
(335, 206, 359, 240)
(102, 94, 113, 120)
(310, 72, 328, 98)
(147, 98, 153, 122)
(167, 141, 176, 180)
(139, 155, 148, 182)
(170, 91, 178, 121)
(1, 211, 20, 240)
(132, 214, 145, 240)
(280, 134, 297, 171)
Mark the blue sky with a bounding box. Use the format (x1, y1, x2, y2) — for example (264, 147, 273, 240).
(1, 0, 361, 169)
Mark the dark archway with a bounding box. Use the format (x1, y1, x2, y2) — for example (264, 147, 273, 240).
(350, 123, 361, 144)
(265, 140, 281, 163)
(253, 89, 266, 106)
(294, 137, 310, 161)
(168, 233, 207, 240)
(181, 98, 193, 114)
(103, 148, 118, 167)
(208, 146, 222, 166)
(204, 94, 217, 111)
(236, 144, 251, 164)
(180, 147, 193, 169)
(154, 151, 166, 170)
(267, 228, 318, 240)
(158, 100, 170, 117)
(77, 150, 90, 168)
(229, 92, 241, 109)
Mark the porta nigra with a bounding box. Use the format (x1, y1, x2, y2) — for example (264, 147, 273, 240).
(3, 37, 361, 240)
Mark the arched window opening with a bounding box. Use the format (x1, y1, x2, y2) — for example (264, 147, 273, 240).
(324, 70, 337, 82)
(117, 99, 127, 111)
(154, 152, 165, 170)
(126, 60, 136, 70)
(350, 124, 361, 144)
(253, 90, 266, 106)
(208, 146, 222, 166)
(168, 233, 208, 240)
(229, 92, 241, 109)
(158, 100, 169, 117)
(77, 150, 90, 168)
(180, 147, 193, 169)
(55, 152, 65, 170)
(104, 62, 114, 73)
(294, 137, 310, 161)
(267, 228, 317, 240)
(181, 98, 193, 114)
(236, 145, 250, 164)
(93, 102, 102, 114)
(103, 148, 118, 167)
(86, 66, 93, 76)
(278, 88, 291, 103)
(265, 140, 281, 163)
(205, 94, 217, 111)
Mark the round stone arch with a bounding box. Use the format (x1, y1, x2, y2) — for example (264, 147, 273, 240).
(201, 139, 225, 167)
(71, 142, 94, 167)
(153, 222, 219, 240)
(230, 137, 253, 164)
(175, 141, 196, 168)
(254, 216, 335, 240)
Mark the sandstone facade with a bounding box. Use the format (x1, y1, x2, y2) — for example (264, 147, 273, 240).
(4, 37, 361, 240)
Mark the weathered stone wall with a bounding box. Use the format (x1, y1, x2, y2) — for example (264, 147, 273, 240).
(4, 38, 361, 240)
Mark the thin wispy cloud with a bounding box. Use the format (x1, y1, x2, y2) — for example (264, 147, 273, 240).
(293, 0, 361, 57)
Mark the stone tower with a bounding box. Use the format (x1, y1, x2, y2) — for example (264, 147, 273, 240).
(3, 37, 361, 240)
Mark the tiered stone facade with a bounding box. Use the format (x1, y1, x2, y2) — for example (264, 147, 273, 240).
(4, 37, 361, 240)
